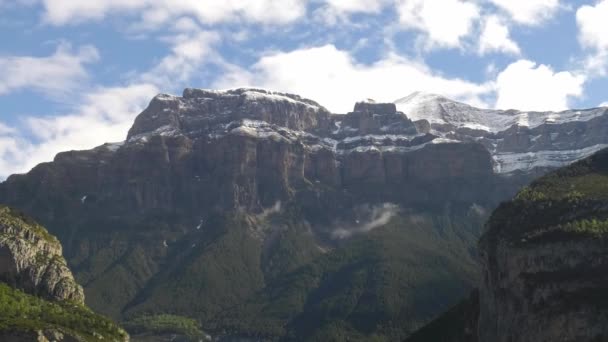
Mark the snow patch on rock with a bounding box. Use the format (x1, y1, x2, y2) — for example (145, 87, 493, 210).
(493, 144, 608, 173)
(395, 92, 608, 133)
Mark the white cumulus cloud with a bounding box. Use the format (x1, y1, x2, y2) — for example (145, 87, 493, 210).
(489, 0, 561, 26)
(576, 0, 608, 75)
(494, 60, 585, 111)
(395, 0, 480, 49)
(577, 0, 608, 51)
(215, 44, 491, 113)
(478, 15, 520, 55)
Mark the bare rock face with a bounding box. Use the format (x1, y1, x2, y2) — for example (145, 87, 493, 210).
(0, 206, 84, 304)
(127, 88, 332, 140)
(0, 88, 527, 338)
(337, 101, 417, 136)
(0, 89, 500, 217)
(478, 149, 608, 342)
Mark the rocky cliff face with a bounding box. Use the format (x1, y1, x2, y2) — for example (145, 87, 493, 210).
(0, 207, 129, 342)
(0, 89, 505, 225)
(0, 205, 84, 304)
(477, 148, 608, 342)
(1, 87, 605, 340)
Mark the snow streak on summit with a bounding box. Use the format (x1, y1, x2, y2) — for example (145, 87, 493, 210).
(395, 91, 608, 173)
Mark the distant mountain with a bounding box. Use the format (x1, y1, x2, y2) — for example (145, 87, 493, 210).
(396, 91, 608, 174)
(0, 88, 606, 340)
(0, 205, 128, 341)
(406, 147, 608, 342)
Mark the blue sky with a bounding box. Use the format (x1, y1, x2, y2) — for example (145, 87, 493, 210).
(0, 0, 608, 178)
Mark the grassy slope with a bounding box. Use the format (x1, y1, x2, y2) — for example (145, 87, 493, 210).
(485, 148, 608, 245)
(0, 283, 127, 341)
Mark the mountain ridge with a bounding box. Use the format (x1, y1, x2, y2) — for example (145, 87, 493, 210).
(0, 88, 510, 340)
(1, 87, 607, 340)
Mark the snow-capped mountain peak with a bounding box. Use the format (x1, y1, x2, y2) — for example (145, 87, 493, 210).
(395, 91, 608, 134)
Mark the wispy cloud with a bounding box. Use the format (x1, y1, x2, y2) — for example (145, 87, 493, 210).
(488, 0, 562, 26)
(0, 83, 158, 178)
(0, 43, 99, 98)
(332, 203, 399, 239)
(40, 0, 308, 26)
(0, 21, 221, 178)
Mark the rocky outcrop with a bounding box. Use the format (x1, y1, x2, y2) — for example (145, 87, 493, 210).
(0, 207, 129, 342)
(0, 205, 84, 304)
(478, 148, 608, 342)
(127, 88, 332, 140)
(334, 101, 417, 137)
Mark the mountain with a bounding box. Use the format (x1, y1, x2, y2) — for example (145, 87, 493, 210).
(406, 147, 608, 342)
(396, 92, 608, 174)
(0, 205, 128, 341)
(0, 88, 606, 340)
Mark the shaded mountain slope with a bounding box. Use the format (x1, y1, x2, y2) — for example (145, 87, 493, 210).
(406, 147, 608, 342)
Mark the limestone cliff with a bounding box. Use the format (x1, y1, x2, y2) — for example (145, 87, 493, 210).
(0, 206, 128, 341)
(0, 205, 84, 304)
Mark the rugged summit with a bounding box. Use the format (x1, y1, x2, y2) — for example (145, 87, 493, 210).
(396, 92, 608, 173)
(0, 205, 84, 303)
(127, 88, 332, 140)
(1, 88, 607, 340)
